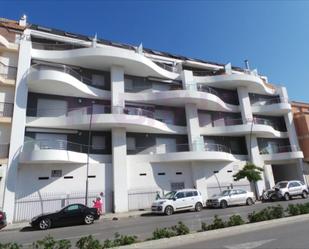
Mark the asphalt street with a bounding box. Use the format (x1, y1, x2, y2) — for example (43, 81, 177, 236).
(0, 198, 308, 246)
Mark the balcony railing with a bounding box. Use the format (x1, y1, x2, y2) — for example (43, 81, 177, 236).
(0, 143, 9, 158)
(127, 143, 231, 155)
(260, 145, 299, 155)
(253, 117, 273, 126)
(113, 106, 155, 119)
(27, 105, 111, 117)
(192, 69, 225, 77)
(31, 63, 97, 87)
(185, 83, 219, 96)
(211, 118, 243, 127)
(153, 61, 178, 73)
(0, 102, 14, 117)
(32, 41, 88, 51)
(23, 139, 106, 154)
(252, 97, 288, 106)
(0, 61, 17, 80)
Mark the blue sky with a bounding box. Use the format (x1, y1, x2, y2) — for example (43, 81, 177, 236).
(1, 1, 309, 102)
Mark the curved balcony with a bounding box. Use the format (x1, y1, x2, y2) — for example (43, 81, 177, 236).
(26, 106, 186, 134)
(260, 145, 304, 164)
(20, 139, 109, 164)
(124, 87, 239, 113)
(200, 118, 288, 138)
(31, 45, 180, 80)
(194, 73, 275, 95)
(0, 35, 18, 52)
(251, 97, 291, 115)
(127, 143, 246, 163)
(27, 63, 111, 100)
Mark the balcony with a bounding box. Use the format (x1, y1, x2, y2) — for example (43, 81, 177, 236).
(28, 63, 111, 100)
(251, 97, 291, 115)
(0, 34, 18, 52)
(200, 117, 287, 138)
(0, 61, 16, 86)
(0, 143, 9, 162)
(127, 142, 245, 163)
(260, 145, 304, 164)
(20, 139, 109, 164)
(0, 102, 14, 123)
(26, 105, 186, 134)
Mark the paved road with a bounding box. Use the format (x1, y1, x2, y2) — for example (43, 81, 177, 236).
(0, 198, 307, 246)
(173, 216, 309, 249)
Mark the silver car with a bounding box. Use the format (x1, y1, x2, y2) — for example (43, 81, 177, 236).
(206, 189, 255, 208)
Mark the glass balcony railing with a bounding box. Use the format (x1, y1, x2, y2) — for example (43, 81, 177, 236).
(113, 106, 155, 119)
(251, 97, 288, 106)
(153, 61, 178, 73)
(260, 145, 299, 155)
(32, 41, 88, 50)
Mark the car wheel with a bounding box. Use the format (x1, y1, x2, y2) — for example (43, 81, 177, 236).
(164, 206, 174, 216)
(246, 198, 254, 206)
(284, 193, 290, 201)
(220, 200, 228, 209)
(38, 218, 51, 230)
(195, 202, 203, 212)
(84, 214, 95, 225)
(302, 191, 308, 199)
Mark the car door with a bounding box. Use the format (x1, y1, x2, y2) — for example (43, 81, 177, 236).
(236, 189, 248, 205)
(184, 191, 195, 209)
(291, 181, 302, 195)
(174, 191, 186, 210)
(227, 190, 239, 205)
(57, 204, 84, 226)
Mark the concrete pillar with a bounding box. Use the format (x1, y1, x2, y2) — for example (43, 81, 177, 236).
(112, 128, 128, 213)
(3, 33, 31, 223)
(237, 87, 266, 195)
(110, 66, 128, 212)
(191, 162, 208, 200)
(264, 164, 275, 189)
(181, 70, 195, 90)
(185, 103, 203, 151)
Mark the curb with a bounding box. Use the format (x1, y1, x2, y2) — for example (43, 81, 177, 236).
(117, 214, 309, 249)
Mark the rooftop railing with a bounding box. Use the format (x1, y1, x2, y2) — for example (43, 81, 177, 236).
(31, 41, 88, 51)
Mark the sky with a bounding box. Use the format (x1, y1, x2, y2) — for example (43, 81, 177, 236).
(1, 0, 309, 102)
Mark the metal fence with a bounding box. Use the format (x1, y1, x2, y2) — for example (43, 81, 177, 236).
(14, 191, 113, 222)
(128, 190, 159, 211)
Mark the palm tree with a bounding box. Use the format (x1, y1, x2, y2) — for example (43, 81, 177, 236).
(233, 163, 264, 199)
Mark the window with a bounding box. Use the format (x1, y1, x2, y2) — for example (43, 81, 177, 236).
(176, 172, 183, 175)
(127, 137, 136, 151)
(64, 176, 73, 179)
(186, 191, 194, 197)
(65, 204, 80, 212)
(175, 192, 185, 199)
(51, 170, 62, 178)
(171, 182, 185, 191)
(193, 191, 198, 196)
(139, 173, 146, 176)
(38, 177, 49, 180)
(125, 78, 134, 90)
(237, 189, 246, 194)
(158, 172, 165, 176)
(92, 136, 106, 150)
(88, 175, 96, 178)
(230, 190, 237, 195)
(92, 75, 105, 87)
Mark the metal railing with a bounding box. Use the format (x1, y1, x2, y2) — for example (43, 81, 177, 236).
(31, 41, 88, 51)
(153, 61, 178, 73)
(23, 139, 106, 154)
(0, 102, 14, 117)
(113, 106, 155, 119)
(0, 61, 17, 80)
(0, 143, 9, 158)
(253, 117, 273, 126)
(252, 97, 288, 106)
(192, 69, 225, 77)
(27, 105, 111, 117)
(204, 143, 231, 153)
(212, 118, 243, 127)
(260, 145, 299, 155)
(31, 63, 96, 87)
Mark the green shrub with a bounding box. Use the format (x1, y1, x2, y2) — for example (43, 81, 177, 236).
(32, 235, 71, 249)
(76, 235, 101, 249)
(109, 233, 138, 247)
(171, 222, 190, 235)
(227, 215, 245, 227)
(248, 205, 284, 223)
(286, 204, 300, 216)
(0, 243, 22, 249)
(151, 227, 176, 240)
(207, 215, 226, 230)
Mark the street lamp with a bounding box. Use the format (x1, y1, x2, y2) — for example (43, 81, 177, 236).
(85, 103, 93, 206)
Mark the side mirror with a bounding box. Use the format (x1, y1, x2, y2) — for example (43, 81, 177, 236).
(173, 197, 177, 201)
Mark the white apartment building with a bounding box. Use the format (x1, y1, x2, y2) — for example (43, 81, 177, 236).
(0, 17, 305, 223)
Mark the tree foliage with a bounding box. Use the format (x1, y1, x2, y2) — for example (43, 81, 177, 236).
(233, 163, 263, 183)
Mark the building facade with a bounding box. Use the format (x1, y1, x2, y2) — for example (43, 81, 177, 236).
(292, 101, 309, 179)
(0, 17, 305, 223)
(0, 17, 25, 210)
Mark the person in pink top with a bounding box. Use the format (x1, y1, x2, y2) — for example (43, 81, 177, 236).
(93, 197, 102, 215)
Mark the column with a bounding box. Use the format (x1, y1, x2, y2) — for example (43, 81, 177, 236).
(2, 32, 32, 223)
(237, 86, 266, 195)
(110, 66, 128, 212)
(181, 70, 203, 151)
(191, 162, 208, 200)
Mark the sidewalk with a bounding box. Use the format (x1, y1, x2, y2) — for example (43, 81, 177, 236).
(1, 209, 150, 232)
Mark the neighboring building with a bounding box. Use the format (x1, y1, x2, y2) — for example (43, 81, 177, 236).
(0, 16, 305, 223)
(0, 17, 26, 209)
(292, 101, 309, 179)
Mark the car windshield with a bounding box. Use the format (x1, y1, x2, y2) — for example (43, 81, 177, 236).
(163, 191, 177, 199)
(214, 190, 231, 197)
(275, 182, 288, 188)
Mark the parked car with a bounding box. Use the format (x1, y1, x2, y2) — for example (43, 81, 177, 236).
(206, 189, 255, 208)
(151, 189, 203, 215)
(0, 211, 7, 230)
(30, 203, 100, 230)
(261, 180, 308, 202)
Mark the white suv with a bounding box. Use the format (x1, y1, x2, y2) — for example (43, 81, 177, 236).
(151, 189, 203, 215)
(274, 180, 308, 201)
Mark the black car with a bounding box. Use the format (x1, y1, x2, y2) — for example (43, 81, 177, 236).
(0, 211, 7, 230)
(30, 203, 100, 230)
